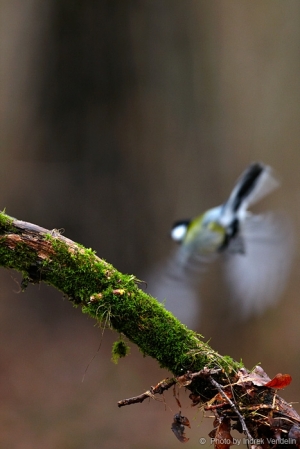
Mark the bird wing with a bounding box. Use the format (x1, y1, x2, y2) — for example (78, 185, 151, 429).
(144, 248, 217, 327)
(222, 212, 294, 318)
(240, 165, 280, 210)
(220, 163, 280, 226)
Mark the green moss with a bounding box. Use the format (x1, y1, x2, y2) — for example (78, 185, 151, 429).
(40, 237, 109, 303)
(0, 239, 37, 272)
(111, 339, 130, 364)
(0, 211, 245, 381)
(0, 211, 16, 233)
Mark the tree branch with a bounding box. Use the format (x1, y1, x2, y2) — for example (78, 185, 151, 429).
(0, 211, 235, 375)
(0, 211, 299, 446)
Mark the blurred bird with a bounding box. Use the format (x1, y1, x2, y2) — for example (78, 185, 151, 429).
(148, 163, 294, 325)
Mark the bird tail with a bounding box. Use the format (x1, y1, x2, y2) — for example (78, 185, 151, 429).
(220, 162, 279, 226)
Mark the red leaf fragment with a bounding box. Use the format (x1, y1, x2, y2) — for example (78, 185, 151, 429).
(265, 373, 292, 389)
(237, 366, 292, 390)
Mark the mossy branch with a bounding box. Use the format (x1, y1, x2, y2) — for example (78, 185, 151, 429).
(0, 210, 237, 376)
(0, 211, 299, 446)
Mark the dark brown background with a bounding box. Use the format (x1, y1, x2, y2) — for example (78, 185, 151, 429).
(1, 1, 300, 448)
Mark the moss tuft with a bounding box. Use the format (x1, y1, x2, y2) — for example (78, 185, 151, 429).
(0, 210, 14, 231)
(112, 339, 130, 364)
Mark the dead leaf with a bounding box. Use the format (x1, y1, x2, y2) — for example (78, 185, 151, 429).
(173, 385, 182, 408)
(237, 366, 271, 387)
(237, 367, 292, 391)
(210, 417, 233, 449)
(288, 424, 300, 445)
(275, 395, 300, 422)
(171, 411, 190, 443)
(189, 393, 201, 406)
(215, 389, 233, 401)
(265, 373, 292, 389)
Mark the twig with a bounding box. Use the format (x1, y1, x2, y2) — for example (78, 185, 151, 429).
(118, 367, 222, 408)
(177, 367, 222, 385)
(209, 376, 253, 441)
(118, 377, 176, 407)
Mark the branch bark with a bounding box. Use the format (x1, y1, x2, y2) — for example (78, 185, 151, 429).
(0, 211, 299, 447)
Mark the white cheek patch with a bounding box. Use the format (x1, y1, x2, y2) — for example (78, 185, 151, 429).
(171, 224, 188, 242)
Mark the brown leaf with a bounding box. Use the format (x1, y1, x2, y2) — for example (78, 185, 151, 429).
(211, 417, 233, 449)
(237, 366, 271, 387)
(208, 418, 219, 438)
(189, 393, 201, 406)
(288, 424, 300, 445)
(173, 385, 182, 408)
(171, 412, 190, 443)
(215, 389, 233, 401)
(237, 367, 292, 391)
(265, 373, 292, 389)
(275, 395, 300, 422)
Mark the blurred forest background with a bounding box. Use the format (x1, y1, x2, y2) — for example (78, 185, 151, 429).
(1, 1, 300, 448)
